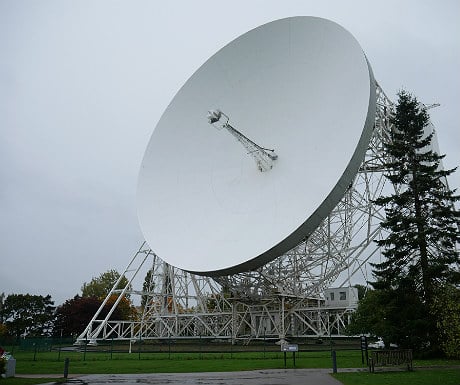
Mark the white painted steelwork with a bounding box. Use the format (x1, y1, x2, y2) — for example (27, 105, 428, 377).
(207, 109, 278, 172)
(76, 83, 396, 344)
(77, 19, 449, 345)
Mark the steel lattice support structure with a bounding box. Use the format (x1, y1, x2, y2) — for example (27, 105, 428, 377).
(207, 109, 278, 172)
(77, 82, 395, 345)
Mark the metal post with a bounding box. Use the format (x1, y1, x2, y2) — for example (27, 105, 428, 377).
(332, 350, 337, 374)
(293, 351, 296, 367)
(230, 336, 233, 359)
(138, 335, 141, 360)
(283, 351, 286, 368)
(328, 312, 332, 354)
(361, 335, 368, 365)
(263, 327, 266, 359)
(168, 334, 171, 360)
(58, 329, 63, 361)
(281, 296, 285, 342)
(63, 358, 70, 378)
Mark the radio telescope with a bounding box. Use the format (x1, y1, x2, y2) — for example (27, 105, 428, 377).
(78, 17, 402, 344)
(137, 16, 375, 276)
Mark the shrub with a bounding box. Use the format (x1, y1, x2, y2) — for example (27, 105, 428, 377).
(0, 356, 6, 375)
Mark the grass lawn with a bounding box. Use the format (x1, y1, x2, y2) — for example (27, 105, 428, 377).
(1, 349, 458, 385)
(0, 379, 61, 385)
(333, 369, 460, 385)
(12, 350, 368, 374)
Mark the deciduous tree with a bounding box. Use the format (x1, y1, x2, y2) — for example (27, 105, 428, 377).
(431, 285, 460, 359)
(54, 295, 135, 337)
(81, 269, 129, 299)
(0, 294, 55, 337)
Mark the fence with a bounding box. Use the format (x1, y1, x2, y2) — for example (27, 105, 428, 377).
(0, 336, 364, 361)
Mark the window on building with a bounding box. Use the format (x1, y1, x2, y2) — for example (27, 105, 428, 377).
(339, 291, 346, 300)
(330, 292, 335, 301)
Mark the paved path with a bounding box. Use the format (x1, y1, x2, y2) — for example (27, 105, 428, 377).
(28, 369, 344, 385)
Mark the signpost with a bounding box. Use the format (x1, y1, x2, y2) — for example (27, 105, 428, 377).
(281, 344, 298, 368)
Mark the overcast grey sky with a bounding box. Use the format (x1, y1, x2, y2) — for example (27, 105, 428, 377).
(1, 0, 459, 306)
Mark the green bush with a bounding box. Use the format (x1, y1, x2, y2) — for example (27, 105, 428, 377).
(0, 356, 6, 375)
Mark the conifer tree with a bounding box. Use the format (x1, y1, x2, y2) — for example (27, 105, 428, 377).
(372, 90, 460, 350)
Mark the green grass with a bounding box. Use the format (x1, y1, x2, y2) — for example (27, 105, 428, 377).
(2, 349, 459, 385)
(0, 379, 61, 385)
(333, 369, 460, 385)
(413, 357, 460, 367)
(15, 350, 365, 374)
(10, 349, 460, 375)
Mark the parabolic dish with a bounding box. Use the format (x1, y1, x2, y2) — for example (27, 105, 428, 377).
(137, 16, 376, 276)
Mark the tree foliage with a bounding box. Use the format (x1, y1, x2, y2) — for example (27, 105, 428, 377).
(0, 294, 55, 337)
(56, 269, 135, 337)
(81, 269, 129, 299)
(141, 269, 154, 309)
(0, 292, 4, 313)
(0, 355, 5, 376)
(353, 284, 368, 300)
(373, 91, 460, 298)
(431, 285, 460, 359)
(53, 296, 102, 337)
(0, 293, 5, 339)
(347, 289, 387, 337)
(349, 90, 460, 354)
(53, 294, 135, 337)
(347, 283, 429, 350)
(0, 323, 8, 339)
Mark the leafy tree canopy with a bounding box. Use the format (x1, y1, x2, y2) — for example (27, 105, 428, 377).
(348, 282, 430, 351)
(431, 285, 460, 359)
(81, 269, 129, 299)
(0, 294, 55, 338)
(53, 294, 135, 337)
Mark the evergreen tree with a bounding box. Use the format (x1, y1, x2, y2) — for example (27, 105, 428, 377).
(141, 269, 154, 309)
(372, 90, 460, 351)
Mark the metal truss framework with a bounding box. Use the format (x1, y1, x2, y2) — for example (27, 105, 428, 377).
(207, 109, 278, 172)
(77, 82, 395, 345)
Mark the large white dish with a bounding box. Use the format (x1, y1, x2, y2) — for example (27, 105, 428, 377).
(137, 16, 376, 275)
